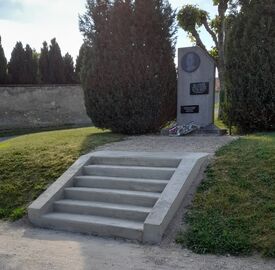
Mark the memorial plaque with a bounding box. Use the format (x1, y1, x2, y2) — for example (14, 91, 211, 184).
(181, 52, 201, 73)
(190, 82, 209, 95)
(181, 105, 199, 114)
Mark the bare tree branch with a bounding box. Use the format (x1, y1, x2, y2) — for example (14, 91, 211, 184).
(202, 20, 218, 48)
(190, 29, 207, 51)
(190, 28, 218, 65)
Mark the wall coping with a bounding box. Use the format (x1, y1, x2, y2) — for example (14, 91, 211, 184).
(0, 84, 81, 88)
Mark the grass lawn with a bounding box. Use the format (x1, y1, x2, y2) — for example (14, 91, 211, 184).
(0, 127, 124, 220)
(176, 132, 275, 257)
(214, 103, 227, 130)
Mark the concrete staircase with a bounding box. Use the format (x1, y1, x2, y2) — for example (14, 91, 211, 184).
(28, 151, 208, 243)
(36, 155, 178, 241)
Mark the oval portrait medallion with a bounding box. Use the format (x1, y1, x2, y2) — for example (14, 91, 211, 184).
(181, 52, 201, 73)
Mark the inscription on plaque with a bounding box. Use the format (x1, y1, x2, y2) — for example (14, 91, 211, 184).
(190, 82, 209, 95)
(181, 105, 199, 114)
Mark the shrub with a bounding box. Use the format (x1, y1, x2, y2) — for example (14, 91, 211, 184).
(224, 0, 275, 132)
(79, 0, 177, 134)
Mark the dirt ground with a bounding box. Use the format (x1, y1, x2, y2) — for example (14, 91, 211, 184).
(1, 135, 274, 270)
(1, 219, 275, 270)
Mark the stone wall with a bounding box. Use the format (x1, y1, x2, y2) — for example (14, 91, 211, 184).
(0, 85, 92, 132)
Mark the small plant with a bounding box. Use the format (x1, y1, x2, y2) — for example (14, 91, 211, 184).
(10, 207, 26, 221)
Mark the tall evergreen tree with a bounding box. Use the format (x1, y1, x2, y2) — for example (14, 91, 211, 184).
(225, 0, 275, 131)
(0, 36, 7, 84)
(63, 52, 75, 83)
(75, 43, 88, 83)
(8, 42, 26, 84)
(133, 0, 177, 126)
(32, 50, 39, 83)
(39, 41, 50, 83)
(8, 42, 38, 84)
(24, 44, 38, 83)
(48, 38, 65, 84)
(79, 0, 177, 134)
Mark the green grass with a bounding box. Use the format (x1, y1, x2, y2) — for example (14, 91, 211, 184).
(176, 133, 275, 257)
(214, 103, 237, 134)
(214, 103, 228, 130)
(0, 127, 124, 220)
(214, 117, 228, 130)
(0, 124, 93, 137)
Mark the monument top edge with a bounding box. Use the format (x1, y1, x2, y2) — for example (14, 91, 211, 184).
(178, 46, 216, 65)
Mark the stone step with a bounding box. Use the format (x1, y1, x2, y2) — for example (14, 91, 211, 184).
(54, 200, 151, 221)
(74, 176, 169, 192)
(83, 165, 175, 180)
(41, 212, 143, 241)
(90, 156, 180, 168)
(64, 187, 160, 207)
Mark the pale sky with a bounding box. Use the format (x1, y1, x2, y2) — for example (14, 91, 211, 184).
(0, 0, 217, 62)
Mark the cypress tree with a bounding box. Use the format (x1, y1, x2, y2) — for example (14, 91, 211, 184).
(133, 0, 177, 127)
(225, 0, 275, 131)
(8, 42, 38, 84)
(75, 43, 88, 83)
(79, 0, 177, 134)
(0, 36, 7, 84)
(8, 42, 26, 84)
(32, 50, 39, 83)
(8, 42, 39, 84)
(39, 41, 50, 84)
(48, 38, 65, 84)
(24, 44, 38, 83)
(63, 52, 76, 83)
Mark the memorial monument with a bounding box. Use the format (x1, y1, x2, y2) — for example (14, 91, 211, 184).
(177, 46, 215, 128)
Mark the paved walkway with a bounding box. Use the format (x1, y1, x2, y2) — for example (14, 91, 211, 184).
(0, 136, 15, 143)
(1, 135, 274, 270)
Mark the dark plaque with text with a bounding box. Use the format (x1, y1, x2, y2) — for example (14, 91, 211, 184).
(190, 82, 209, 95)
(181, 105, 199, 114)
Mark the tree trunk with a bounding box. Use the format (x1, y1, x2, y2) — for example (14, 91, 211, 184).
(217, 1, 228, 120)
(217, 61, 226, 120)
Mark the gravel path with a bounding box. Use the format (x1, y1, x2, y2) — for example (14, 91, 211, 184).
(97, 135, 236, 154)
(2, 134, 272, 270)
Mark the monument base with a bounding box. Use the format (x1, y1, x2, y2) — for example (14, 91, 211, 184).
(161, 124, 227, 136)
(192, 124, 227, 136)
